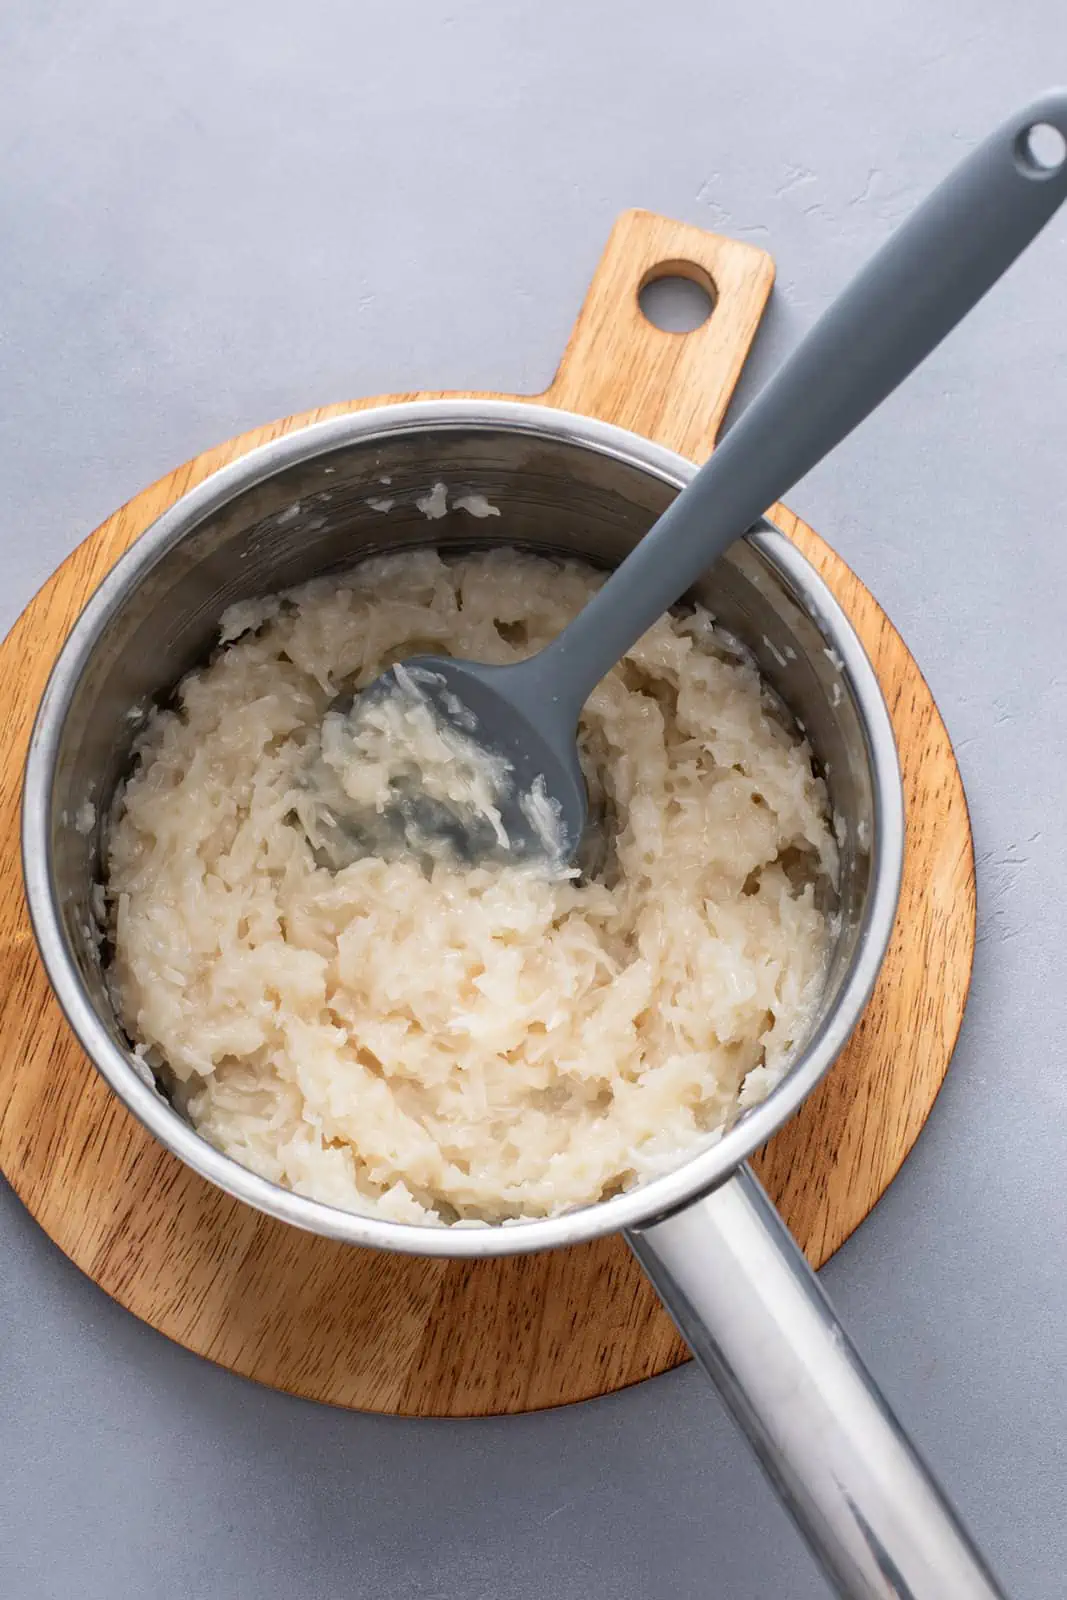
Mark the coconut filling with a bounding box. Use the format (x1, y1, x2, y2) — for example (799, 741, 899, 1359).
(104, 548, 836, 1226)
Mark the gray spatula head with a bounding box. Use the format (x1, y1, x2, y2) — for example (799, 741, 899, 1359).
(314, 654, 589, 870)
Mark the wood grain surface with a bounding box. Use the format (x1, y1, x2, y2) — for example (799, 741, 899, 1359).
(0, 211, 976, 1416)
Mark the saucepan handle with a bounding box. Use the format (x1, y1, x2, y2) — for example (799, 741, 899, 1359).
(626, 1164, 1006, 1599)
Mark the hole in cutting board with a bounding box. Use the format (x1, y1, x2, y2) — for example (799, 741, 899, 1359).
(638, 261, 716, 331)
(1015, 121, 1067, 176)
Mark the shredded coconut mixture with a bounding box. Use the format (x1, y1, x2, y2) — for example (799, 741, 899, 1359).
(105, 550, 835, 1225)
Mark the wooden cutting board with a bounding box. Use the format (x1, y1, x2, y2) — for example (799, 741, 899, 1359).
(0, 210, 975, 1416)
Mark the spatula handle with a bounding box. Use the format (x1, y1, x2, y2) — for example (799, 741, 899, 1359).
(536, 90, 1067, 720)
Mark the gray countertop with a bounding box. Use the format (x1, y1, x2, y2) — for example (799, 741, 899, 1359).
(2, 4, 1065, 1597)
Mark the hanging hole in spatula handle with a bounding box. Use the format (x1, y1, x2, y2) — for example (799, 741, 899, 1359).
(1014, 116, 1067, 176)
(541, 209, 775, 460)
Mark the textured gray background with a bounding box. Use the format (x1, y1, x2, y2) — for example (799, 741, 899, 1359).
(2, 4, 1065, 1597)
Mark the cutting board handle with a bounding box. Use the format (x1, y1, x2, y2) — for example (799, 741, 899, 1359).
(541, 208, 775, 461)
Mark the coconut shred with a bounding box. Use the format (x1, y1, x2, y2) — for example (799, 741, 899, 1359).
(104, 549, 835, 1225)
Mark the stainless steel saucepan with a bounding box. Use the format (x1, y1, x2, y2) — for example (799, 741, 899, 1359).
(22, 399, 1005, 1598)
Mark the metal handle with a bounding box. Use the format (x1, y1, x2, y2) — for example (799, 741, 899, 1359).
(627, 1165, 1006, 1600)
(536, 89, 1067, 720)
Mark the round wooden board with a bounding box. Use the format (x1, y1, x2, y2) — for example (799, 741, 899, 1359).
(0, 212, 975, 1416)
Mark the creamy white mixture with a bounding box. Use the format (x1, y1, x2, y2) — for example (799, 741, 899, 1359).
(105, 549, 835, 1225)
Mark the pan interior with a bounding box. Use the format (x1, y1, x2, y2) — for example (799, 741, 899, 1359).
(36, 412, 887, 1251)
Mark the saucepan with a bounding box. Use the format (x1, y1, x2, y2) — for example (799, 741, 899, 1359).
(22, 398, 1004, 1599)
